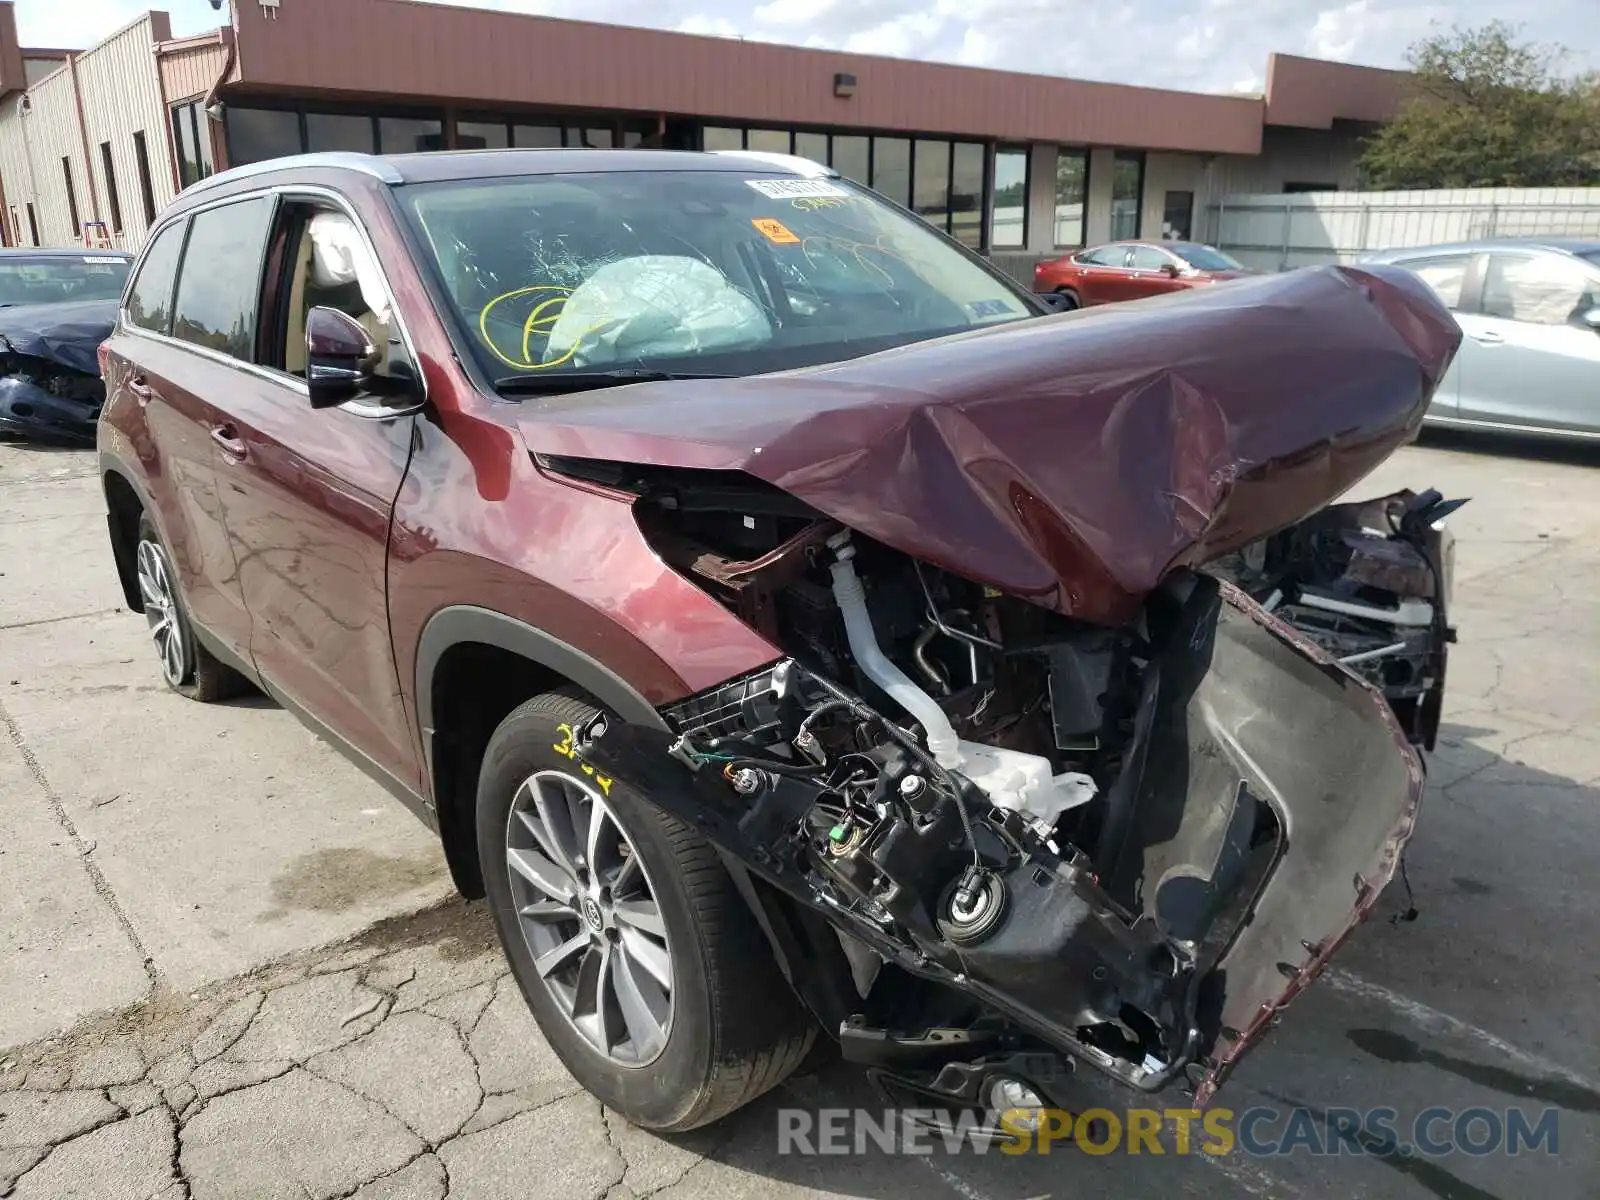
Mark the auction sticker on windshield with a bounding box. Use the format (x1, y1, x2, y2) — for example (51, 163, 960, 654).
(752, 217, 802, 245)
(746, 178, 850, 199)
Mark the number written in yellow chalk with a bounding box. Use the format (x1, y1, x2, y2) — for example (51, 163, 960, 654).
(552, 723, 612, 794)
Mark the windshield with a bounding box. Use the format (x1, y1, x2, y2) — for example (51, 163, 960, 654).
(0, 256, 130, 306)
(1170, 243, 1244, 272)
(398, 170, 1036, 384)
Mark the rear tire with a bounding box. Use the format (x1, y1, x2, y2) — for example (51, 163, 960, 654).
(477, 690, 816, 1130)
(134, 515, 251, 702)
(1054, 288, 1081, 310)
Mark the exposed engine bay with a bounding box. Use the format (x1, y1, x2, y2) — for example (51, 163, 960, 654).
(569, 460, 1444, 1116)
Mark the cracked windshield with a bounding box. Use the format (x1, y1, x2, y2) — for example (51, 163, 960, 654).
(400, 170, 1033, 382)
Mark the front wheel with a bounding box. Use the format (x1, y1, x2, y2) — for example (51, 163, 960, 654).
(1054, 288, 1081, 310)
(476, 690, 816, 1130)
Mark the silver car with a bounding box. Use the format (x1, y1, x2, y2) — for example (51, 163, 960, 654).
(1363, 239, 1600, 441)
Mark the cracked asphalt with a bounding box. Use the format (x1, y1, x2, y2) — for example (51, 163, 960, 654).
(2, 430, 1598, 1199)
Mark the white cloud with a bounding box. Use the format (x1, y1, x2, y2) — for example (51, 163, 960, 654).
(22, 0, 1600, 95)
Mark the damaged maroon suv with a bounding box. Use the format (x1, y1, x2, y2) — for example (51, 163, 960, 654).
(98, 148, 1463, 1133)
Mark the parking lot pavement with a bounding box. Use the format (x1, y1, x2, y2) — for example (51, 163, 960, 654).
(2, 430, 1598, 1199)
(0, 441, 452, 1050)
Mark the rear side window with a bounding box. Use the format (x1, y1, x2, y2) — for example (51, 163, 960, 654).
(127, 221, 186, 334)
(1397, 254, 1472, 311)
(1079, 246, 1129, 266)
(171, 196, 274, 361)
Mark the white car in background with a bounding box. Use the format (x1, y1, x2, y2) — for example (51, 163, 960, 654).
(1363, 238, 1600, 442)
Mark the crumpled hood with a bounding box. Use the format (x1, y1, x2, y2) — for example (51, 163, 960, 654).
(0, 299, 118, 376)
(517, 264, 1461, 626)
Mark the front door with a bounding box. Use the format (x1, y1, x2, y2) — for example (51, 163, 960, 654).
(1455, 252, 1600, 435)
(213, 194, 423, 793)
(1122, 244, 1184, 301)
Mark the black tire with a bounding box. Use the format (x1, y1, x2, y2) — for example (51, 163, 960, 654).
(134, 514, 251, 703)
(1054, 288, 1081, 310)
(477, 690, 816, 1131)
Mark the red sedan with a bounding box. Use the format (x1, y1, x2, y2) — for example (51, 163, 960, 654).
(1035, 241, 1253, 308)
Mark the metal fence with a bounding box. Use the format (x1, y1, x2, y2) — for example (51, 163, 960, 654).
(1203, 188, 1600, 272)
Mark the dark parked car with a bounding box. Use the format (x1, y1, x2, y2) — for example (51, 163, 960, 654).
(0, 249, 130, 443)
(99, 149, 1461, 1133)
(1034, 240, 1252, 308)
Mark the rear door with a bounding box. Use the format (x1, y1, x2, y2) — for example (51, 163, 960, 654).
(1389, 251, 1479, 420)
(1454, 252, 1600, 435)
(211, 190, 424, 796)
(102, 206, 265, 664)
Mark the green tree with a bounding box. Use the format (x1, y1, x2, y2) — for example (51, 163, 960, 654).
(1360, 22, 1600, 189)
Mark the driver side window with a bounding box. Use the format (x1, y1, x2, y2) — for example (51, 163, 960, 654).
(264, 199, 400, 381)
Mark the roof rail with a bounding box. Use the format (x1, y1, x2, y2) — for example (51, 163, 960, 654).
(182, 152, 405, 198)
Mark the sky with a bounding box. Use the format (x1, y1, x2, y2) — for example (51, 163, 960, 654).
(18, 0, 1599, 96)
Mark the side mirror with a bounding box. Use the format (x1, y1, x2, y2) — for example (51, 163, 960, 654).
(307, 306, 380, 409)
(1160, 262, 1182, 278)
(1582, 307, 1600, 331)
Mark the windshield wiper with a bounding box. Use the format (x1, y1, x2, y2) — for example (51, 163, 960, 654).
(493, 368, 732, 395)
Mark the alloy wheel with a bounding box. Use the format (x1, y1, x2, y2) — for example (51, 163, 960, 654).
(136, 538, 187, 689)
(505, 769, 674, 1066)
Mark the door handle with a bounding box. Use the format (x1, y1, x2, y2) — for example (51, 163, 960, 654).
(128, 375, 152, 406)
(209, 423, 248, 462)
(1470, 330, 1505, 345)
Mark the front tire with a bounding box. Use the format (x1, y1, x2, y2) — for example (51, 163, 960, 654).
(1054, 287, 1081, 310)
(476, 690, 816, 1130)
(134, 515, 249, 702)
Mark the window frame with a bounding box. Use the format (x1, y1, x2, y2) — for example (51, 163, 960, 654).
(989, 144, 1030, 251)
(119, 182, 426, 418)
(1052, 147, 1090, 250)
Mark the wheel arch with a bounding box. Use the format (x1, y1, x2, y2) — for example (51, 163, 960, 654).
(415, 606, 669, 898)
(100, 453, 152, 614)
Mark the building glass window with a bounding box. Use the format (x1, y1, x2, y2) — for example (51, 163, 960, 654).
(949, 142, 985, 249)
(227, 107, 303, 165)
(702, 126, 743, 152)
(513, 124, 563, 148)
(566, 127, 613, 148)
(746, 128, 791, 154)
(99, 142, 124, 234)
(133, 131, 158, 226)
(1111, 151, 1144, 240)
(990, 147, 1028, 249)
(1053, 149, 1088, 247)
(831, 135, 869, 185)
(172, 103, 215, 188)
(456, 121, 508, 150)
(61, 158, 81, 238)
(872, 137, 910, 207)
(794, 131, 828, 166)
(912, 139, 950, 231)
(305, 112, 375, 154)
(379, 116, 445, 154)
